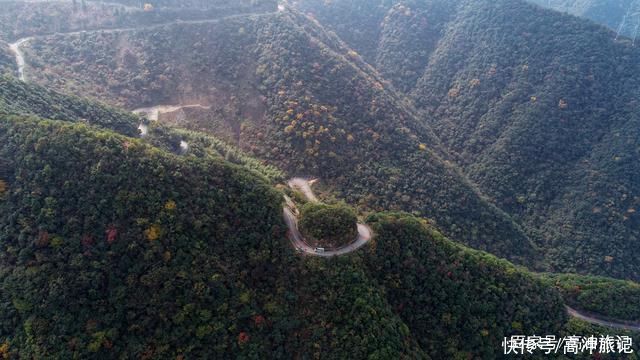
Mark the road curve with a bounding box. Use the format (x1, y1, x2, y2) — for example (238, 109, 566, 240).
(566, 306, 640, 332)
(284, 178, 372, 257)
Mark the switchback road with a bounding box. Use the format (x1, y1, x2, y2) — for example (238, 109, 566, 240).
(284, 178, 372, 257)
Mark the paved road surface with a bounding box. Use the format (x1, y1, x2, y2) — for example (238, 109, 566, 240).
(284, 178, 372, 257)
(566, 306, 640, 332)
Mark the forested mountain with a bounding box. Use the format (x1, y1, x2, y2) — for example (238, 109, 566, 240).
(15, 8, 539, 264)
(2, 0, 640, 356)
(529, 0, 640, 40)
(0, 42, 14, 76)
(542, 273, 640, 322)
(0, 77, 577, 358)
(0, 0, 276, 42)
(88, 0, 277, 10)
(293, 0, 640, 281)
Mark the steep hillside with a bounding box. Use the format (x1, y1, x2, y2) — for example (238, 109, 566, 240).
(0, 39, 624, 358)
(0, 113, 430, 358)
(0, 117, 568, 358)
(0, 117, 569, 357)
(294, 0, 640, 281)
(364, 212, 566, 359)
(88, 0, 276, 10)
(410, 0, 640, 280)
(0, 76, 283, 181)
(529, 0, 640, 40)
(17, 9, 539, 264)
(0, 42, 14, 76)
(543, 273, 640, 322)
(0, 0, 276, 42)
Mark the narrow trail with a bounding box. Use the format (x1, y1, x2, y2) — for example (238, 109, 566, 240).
(566, 306, 640, 332)
(284, 178, 372, 257)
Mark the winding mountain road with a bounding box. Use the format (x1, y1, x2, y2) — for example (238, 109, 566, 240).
(566, 306, 640, 332)
(284, 178, 372, 257)
(9, 2, 638, 331)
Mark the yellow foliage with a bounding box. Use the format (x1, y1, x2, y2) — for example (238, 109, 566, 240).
(0, 180, 6, 194)
(530, 96, 537, 102)
(418, 143, 427, 151)
(284, 125, 295, 134)
(347, 134, 355, 142)
(164, 200, 177, 210)
(0, 341, 9, 360)
(239, 291, 251, 304)
(348, 50, 359, 58)
(144, 224, 162, 241)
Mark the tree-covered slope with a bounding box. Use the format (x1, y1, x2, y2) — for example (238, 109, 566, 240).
(0, 53, 599, 358)
(294, 0, 640, 281)
(0, 0, 276, 42)
(0, 115, 431, 358)
(0, 117, 570, 358)
(18, 9, 540, 264)
(0, 76, 283, 182)
(0, 42, 14, 77)
(410, 0, 640, 280)
(543, 273, 640, 322)
(364, 212, 567, 359)
(528, 0, 640, 40)
(0, 116, 285, 358)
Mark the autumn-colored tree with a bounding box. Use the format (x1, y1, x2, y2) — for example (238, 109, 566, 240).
(106, 227, 118, 244)
(238, 332, 250, 345)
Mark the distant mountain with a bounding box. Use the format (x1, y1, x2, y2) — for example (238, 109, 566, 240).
(529, 0, 640, 41)
(294, 0, 640, 280)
